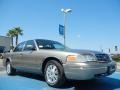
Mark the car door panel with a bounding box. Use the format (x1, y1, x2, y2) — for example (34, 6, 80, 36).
(19, 40, 42, 73)
(11, 42, 25, 68)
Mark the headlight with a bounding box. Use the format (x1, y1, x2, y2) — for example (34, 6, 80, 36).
(67, 54, 96, 62)
(77, 54, 96, 62)
(83, 54, 96, 61)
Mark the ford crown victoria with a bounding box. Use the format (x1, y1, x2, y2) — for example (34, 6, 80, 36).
(3, 39, 116, 87)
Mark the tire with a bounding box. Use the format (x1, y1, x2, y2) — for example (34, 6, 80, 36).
(44, 60, 65, 87)
(6, 61, 16, 75)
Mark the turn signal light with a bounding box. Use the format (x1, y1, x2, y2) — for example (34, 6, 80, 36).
(67, 55, 77, 61)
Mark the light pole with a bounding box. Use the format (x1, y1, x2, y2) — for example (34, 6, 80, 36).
(61, 8, 72, 47)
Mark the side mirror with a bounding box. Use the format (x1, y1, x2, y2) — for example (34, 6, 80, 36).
(10, 50, 13, 52)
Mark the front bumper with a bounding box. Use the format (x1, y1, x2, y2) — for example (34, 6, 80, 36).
(63, 61, 116, 80)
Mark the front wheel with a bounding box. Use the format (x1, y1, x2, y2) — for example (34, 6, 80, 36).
(6, 61, 16, 75)
(44, 60, 65, 87)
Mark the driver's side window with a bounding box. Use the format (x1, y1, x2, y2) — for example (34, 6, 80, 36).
(23, 40, 36, 51)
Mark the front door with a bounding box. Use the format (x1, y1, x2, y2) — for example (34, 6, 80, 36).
(21, 40, 41, 72)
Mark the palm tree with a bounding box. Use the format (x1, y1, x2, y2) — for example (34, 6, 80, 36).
(14, 27, 23, 46)
(6, 30, 16, 49)
(6, 27, 23, 48)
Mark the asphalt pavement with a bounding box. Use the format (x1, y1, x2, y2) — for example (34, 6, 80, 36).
(0, 59, 120, 90)
(0, 71, 120, 90)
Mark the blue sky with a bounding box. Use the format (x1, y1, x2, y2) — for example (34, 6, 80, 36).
(0, 0, 120, 52)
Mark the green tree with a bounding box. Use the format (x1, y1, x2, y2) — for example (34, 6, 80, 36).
(6, 27, 23, 48)
(6, 29, 16, 49)
(14, 27, 23, 46)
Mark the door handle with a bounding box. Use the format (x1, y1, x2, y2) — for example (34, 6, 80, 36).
(20, 53, 23, 56)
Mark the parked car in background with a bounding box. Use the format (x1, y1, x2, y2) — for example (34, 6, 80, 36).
(0, 46, 4, 59)
(3, 39, 116, 87)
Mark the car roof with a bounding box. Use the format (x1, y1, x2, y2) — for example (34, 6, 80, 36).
(35, 39, 57, 42)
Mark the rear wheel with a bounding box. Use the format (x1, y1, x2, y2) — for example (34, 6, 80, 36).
(44, 60, 65, 87)
(6, 61, 16, 75)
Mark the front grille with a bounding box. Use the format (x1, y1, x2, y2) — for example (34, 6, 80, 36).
(95, 54, 110, 62)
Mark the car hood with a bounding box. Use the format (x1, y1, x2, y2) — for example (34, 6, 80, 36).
(64, 49, 106, 55)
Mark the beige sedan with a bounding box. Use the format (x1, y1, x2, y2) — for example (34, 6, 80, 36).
(3, 39, 116, 87)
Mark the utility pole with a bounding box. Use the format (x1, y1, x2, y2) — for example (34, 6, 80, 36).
(61, 8, 72, 47)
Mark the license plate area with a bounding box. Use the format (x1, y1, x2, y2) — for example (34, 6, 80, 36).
(107, 65, 116, 74)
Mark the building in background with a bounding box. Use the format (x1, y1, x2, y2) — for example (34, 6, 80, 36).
(0, 36, 11, 53)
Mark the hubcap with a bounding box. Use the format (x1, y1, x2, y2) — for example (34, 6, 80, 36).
(6, 63, 11, 74)
(46, 65, 58, 84)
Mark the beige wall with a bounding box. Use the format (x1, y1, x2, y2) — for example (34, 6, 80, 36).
(0, 36, 11, 51)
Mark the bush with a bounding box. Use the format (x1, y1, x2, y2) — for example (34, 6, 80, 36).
(112, 58, 120, 62)
(111, 54, 120, 62)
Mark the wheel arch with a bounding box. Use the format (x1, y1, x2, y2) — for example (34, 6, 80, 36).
(42, 57, 63, 74)
(5, 57, 12, 66)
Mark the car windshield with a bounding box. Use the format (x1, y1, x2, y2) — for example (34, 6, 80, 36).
(36, 39, 69, 49)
